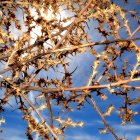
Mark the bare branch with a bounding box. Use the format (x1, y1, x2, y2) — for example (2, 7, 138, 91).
(24, 78, 140, 93)
(89, 97, 120, 140)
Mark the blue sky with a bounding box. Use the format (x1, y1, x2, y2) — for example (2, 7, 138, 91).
(0, 0, 140, 140)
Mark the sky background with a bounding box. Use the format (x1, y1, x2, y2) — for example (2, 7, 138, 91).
(0, 0, 140, 140)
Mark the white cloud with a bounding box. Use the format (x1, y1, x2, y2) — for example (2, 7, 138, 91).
(4, 96, 17, 109)
(85, 120, 103, 127)
(29, 91, 39, 140)
(8, 136, 25, 140)
(30, 25, 42, 44)
(66, 133, 100, 140)
(28, 91, 40, 122)
(29, 91, 35, 103)
(113, 123, 140, 140)
(118, 124, 140, 130)
(29, 4, 74, 49)
(0, 127, 26, 140)
(35, 133, 39, 140)
(125, 133, 138, 140)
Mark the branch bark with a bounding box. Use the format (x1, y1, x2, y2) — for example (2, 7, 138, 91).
(0, 75, 59, 140)
(89, 97, 120, 140)
(1, 37, 140, 76)
(1, 37, 140, 61)
(23, 78, 140, 93)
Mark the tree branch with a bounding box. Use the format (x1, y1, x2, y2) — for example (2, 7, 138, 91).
(0, 75, 59, 139)
(1, 37, 140, 61)
(23, 78, 140, 93)
(45, 93, 54, 129)
(21, 92, 59, 140)
(89, 97, 120, 140)
(1, 37, 140, 76)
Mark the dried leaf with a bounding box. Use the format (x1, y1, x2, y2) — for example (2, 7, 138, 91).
(104, 104, 114, 116)
(37, 104, 47, 111)
(0, 117, 5, 126)
(78, 121, 84, 127)
(100, 94, 108, 100)
(99, 128, 107, 134)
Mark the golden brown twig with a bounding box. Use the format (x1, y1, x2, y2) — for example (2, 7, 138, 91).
(0, 75, 59, 139)
(24, 78, 140, 93)
(89, 97, 120, 140)
(1, 37, 140, 76)
(45, 93, 54, 129)
(130, 26, 140, 38)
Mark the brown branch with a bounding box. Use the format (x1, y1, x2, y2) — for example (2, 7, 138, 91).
(1, 77, 140, 94)
(0, 0, 93, 82)
(1, 37, 140, 76)
(45, 93, 54, 129)
(21, 92, 59, 140)
(24, 78, 140, 93)
(128, 25, 140, 53)
(85, 54, 120, 139)
(26, 63, 46, 86)
(0, 75, 58, 139)
(54, 0, 93, 49)
(96, 49, 120, 84)
(0, 24, 71, 61)
(1, 1, 29, 4)
(1, 37, 140, 62)
(96, 57, 116, 84)
(21, 0, 93, 130)
(0, 65, 14, 75)
(0, 53, 10, 60)
(130, 26, 140, 38)
(53, 37, 140, 53)
(128, 98, 140, 105)
(89, 97, 120, 140)
(0, 37, 44, 61)
(113, 62, 118, 81)
(123, 85, 140, 90)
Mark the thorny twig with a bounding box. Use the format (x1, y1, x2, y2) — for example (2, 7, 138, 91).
(89, 97, 120, 140)
(24, 77, 140, 93)
(1, 37, 140, 76)
(0, 75, 59, 139)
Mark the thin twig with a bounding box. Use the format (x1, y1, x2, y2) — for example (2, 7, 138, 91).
(54, 0, 93, 49)
(45, 93, 54, 129)
(113, 62, 118, 81)
(0, 75, 59, 139)
(1, 77, 140, 94)
(1, 37, 140, 76)
(130, 26, 140, 38)
(21, 92, 59, 140)
(85, 54, 119, 139)
(128, 98, 140, 105)
(89, 97, 120, 140)
(0, 24, 71, 61)
(1, 37, 140, 61)
(123, 85, 140, 90)
(96, 54, 118, 83)
(24, 78, 140, 93)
